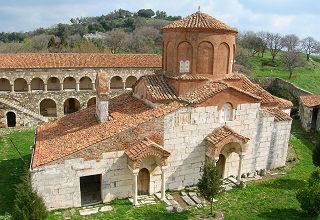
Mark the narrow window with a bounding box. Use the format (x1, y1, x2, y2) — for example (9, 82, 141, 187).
(221, 103, 233, 122)
(185, 60, 190, 73)
(179, 61, 185, 73)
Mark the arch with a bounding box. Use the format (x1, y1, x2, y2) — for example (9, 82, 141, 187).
(47, 77, 60, 91)
(87, 97, 96, 107)
(40, 99, 57, 117)
(221, 103, 233, 122)
(216, 154, 226, 178)
(14, 78, 27, 92)
(233, 44, 236, 72)
(64, 98, 80, 114)
(79, 76, 92, 90)
(31, 77, 44, 91)
(197, 41, 214, 75)
(125, 76, 137, 89)
(63, 77, 76, 91)
(6, 111, 16, 127)
(216, 43, 230, 75)
(177, 41, 193, 73)
(165, 41, 174, 72)
(110, 76, 123, 90)
(0, 78, 11, 92)
(138, 168, 150, 195)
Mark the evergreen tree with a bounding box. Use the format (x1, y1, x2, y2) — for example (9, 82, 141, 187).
(12, 168, 48, 220)
(198, 157, 223, 216)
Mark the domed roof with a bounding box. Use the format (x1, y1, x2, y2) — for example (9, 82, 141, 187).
(162, 11, 237, 33)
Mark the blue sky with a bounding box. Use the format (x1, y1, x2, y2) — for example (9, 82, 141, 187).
(0, 0, 319, 39)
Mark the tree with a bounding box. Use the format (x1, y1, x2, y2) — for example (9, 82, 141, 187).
(301, 37, 320, 61)
(296, 168, 320, 216)
(137, 9, 155, 18)
(104, 29, 128, 53)
(198, 157, 223, 216)
(282, 34, 300, 52)
(281, 51, 305, 79)
(256, 31, 268, 57)
(12, 169, 48, 220)
(267, 32, 283, 61)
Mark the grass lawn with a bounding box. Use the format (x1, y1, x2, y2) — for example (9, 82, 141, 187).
(246, 52, 320, 94)
(0, 120, 319, 219)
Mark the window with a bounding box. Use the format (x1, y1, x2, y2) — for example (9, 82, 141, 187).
(179, 60, 190, 73)
(221, 103, 233, 122)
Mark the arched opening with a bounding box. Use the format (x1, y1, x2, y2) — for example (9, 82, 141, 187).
(220, 142, 242, 178)
(31, 77, 44, 92)
(64, 98, 80, 114)
(125, 76, 137, 89)
(14, 78, 27, 92)
(47, 77, 60, 91)
(40, 99, 57, 117)
(63, 77, 76, 91)
(138, 168, 150, 195)
(110, 76, 123, 90)
(6, 111, 16, 127)
(216, 43, 230, 75)
(0, 78, 11, 92)
(87, 97, 96, 107)
(221, 103, 233, 122)
(165, 41, 174, 72)
(177, 41, 192, 73)
(197, 41, 214, 75)
(80, 77, 92, 90)
(216, 154, 226, 178)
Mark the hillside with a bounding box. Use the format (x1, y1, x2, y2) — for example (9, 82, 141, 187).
(237, 51, 320, 94)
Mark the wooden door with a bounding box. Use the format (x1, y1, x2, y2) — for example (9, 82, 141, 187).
(138, 168, 150, 195)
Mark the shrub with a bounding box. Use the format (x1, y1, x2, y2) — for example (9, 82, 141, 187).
(296, 168, 320, 216)
(12, 168, 48, 220)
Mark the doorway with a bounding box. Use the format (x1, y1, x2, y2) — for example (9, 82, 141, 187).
(138, 168, 150, 195)
(80, 174, 102, 206)
(311, 108, 319, 130)
(216, 154, 226, 178)
(6, 112, 16, 127)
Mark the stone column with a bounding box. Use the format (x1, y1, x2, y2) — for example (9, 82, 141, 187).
(10, 85, 14, 93)
(76, 82, 80, 91)
(44, 84, 47, 92)
(92, 82, 96, 91)
(60, 83, 63, 91)
(161, 166, 168, 200)
(27, 83, 31, 92)
(133, 169, 139, 206)
(122, 81, 126, 91)
(237, 154, 244, 183)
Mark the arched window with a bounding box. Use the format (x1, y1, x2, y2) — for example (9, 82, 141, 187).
(221, 103, 233, 122)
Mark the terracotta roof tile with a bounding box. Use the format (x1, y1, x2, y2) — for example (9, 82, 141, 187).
(166, 74, 209, 81)
(0, 53, 162, 69)
(261, 107, 292, 122)
(162, 11, 237, 33)
(206, 126, 249, 145)
(125, 137, 170, 160)
(178, 81, 260, 104)
(32, 93, 184, 168)
(300, 94, 320, 108)
(144, 75, 178, 101)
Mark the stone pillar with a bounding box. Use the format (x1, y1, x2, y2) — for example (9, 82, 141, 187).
(92, 82, 96, 91)
(10, 85, 14, 93)
(133, 169, 139, 206)
(76, 82, 80, 91)
(161, 166, 168, 200)
(27, 83, 31, 92)
(237, 154, 244, 183)
(60, 83, 63, 91)
(44, 84, 47, 92)
(122, 81, 126, 91)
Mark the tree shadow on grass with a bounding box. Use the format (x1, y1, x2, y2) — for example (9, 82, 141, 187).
(0, 154, 30, 215)
(259, 208, 318, 220)
(260, 178, 307, 191)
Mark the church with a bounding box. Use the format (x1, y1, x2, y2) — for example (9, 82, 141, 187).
(30, 11, 292, 210)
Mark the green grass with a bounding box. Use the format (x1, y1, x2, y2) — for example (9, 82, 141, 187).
(246, 52, 320, 94)
(1, 120, 320, 219)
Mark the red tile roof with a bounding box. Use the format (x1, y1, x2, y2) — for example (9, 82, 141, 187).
(32, 93, 184, 168)
(178, 81, 260, 104)
(0, 53, 162, 69)
(300, 94, 320, 108)
(206, 126, 249, 145)
(125, 137, 170, 161)
(143, 75, 178, 101)
(261, 107, 292, 122)
(162, 11, 237, 33)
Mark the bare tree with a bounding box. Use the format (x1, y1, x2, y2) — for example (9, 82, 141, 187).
(281, 51, 305, 79)
(238, 31, 264, 57)
(282, 34, 300, 52)
(267, 32, 283, 61)
(31, 34, 52, 52)
(301, 37, 320, 61)
(256, 31, 268, 57)
(104, 29, 128, 53)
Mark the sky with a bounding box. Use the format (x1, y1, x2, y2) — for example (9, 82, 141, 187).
(0, 0, 319, 39)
